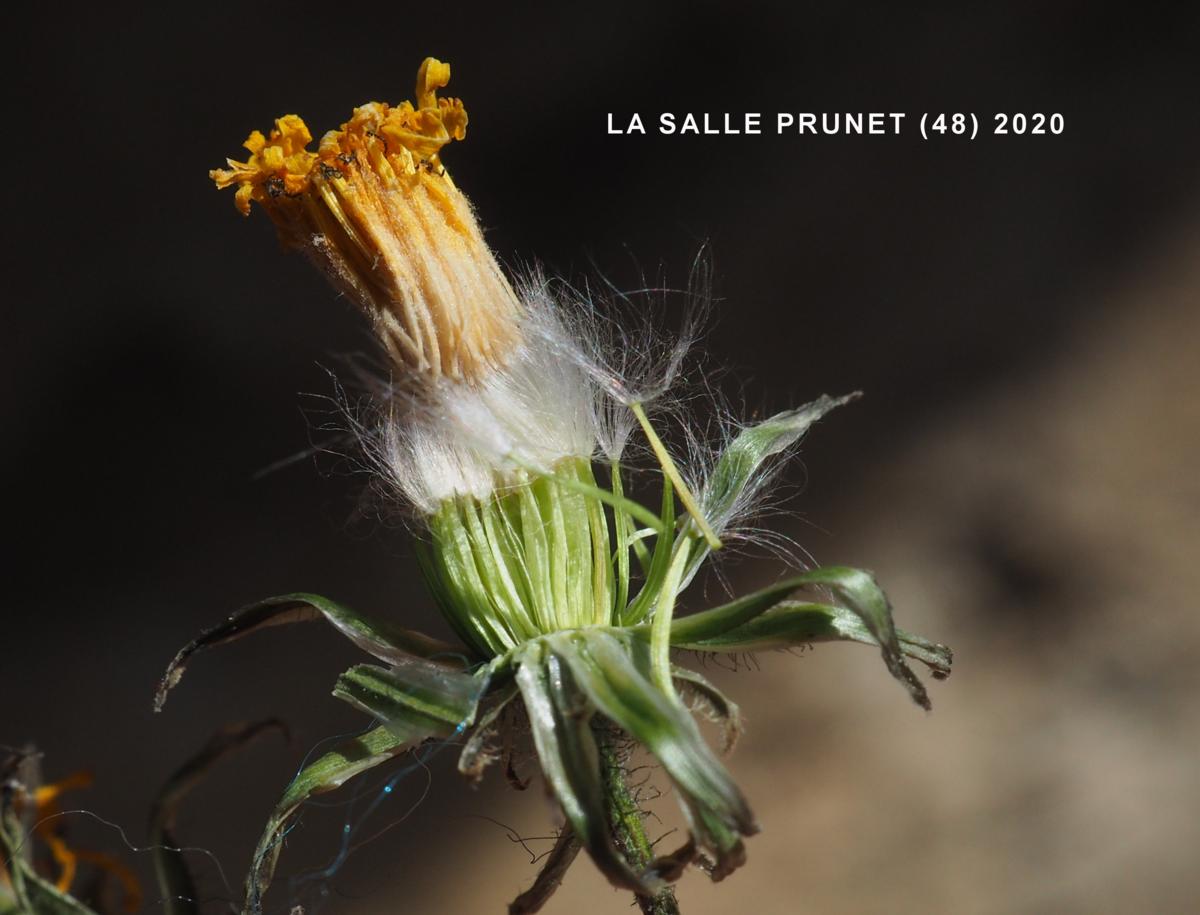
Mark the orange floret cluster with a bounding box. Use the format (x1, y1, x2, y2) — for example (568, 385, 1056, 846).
(209, 58, 524, 383)
(211, 58, 467, 217)
(210, 114, 316, 215)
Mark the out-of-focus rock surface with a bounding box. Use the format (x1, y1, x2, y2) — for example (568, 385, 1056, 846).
(350, 222, 1200, 914)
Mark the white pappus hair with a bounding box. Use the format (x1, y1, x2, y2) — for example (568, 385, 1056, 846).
(348, 264, 705, 515)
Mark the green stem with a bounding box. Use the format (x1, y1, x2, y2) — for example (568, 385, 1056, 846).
(594, 724, 681, 915)
(649, 538, 692, 701)
(630, 402, 721, 551)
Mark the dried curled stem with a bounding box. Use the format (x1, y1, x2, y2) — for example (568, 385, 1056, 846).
(508, 829, 583, 915)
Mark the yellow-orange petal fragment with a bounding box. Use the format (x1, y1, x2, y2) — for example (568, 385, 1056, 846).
(21, 769, 143, 912)
(32, 768, 93, 808)
(416, 57, 451, 109)
(209, 115, 317, 216)
(209, 57, 523, 384)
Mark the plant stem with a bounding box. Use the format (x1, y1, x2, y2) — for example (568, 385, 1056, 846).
(508, 828, 582, 915)
(630, 402, 721, 551)
(594, 724, 681, 915)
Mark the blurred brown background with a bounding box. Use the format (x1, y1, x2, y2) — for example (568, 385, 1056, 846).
(4, 3, 1198, 913)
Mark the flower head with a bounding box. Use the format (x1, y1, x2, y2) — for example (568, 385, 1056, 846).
(211, 58, 519, 383)
(0, 759, 142, 913)
(194, 56, 952, 913)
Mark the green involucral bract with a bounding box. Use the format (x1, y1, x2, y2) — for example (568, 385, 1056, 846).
(158, 395, 952, 914)
(419, 458, 617, 656)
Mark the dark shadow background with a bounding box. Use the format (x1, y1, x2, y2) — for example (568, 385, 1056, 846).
(5, 3, 1199, 913)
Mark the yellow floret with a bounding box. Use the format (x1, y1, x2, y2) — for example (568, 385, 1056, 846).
(209, 58, 523, 384)
(210, 58, 468, 217)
